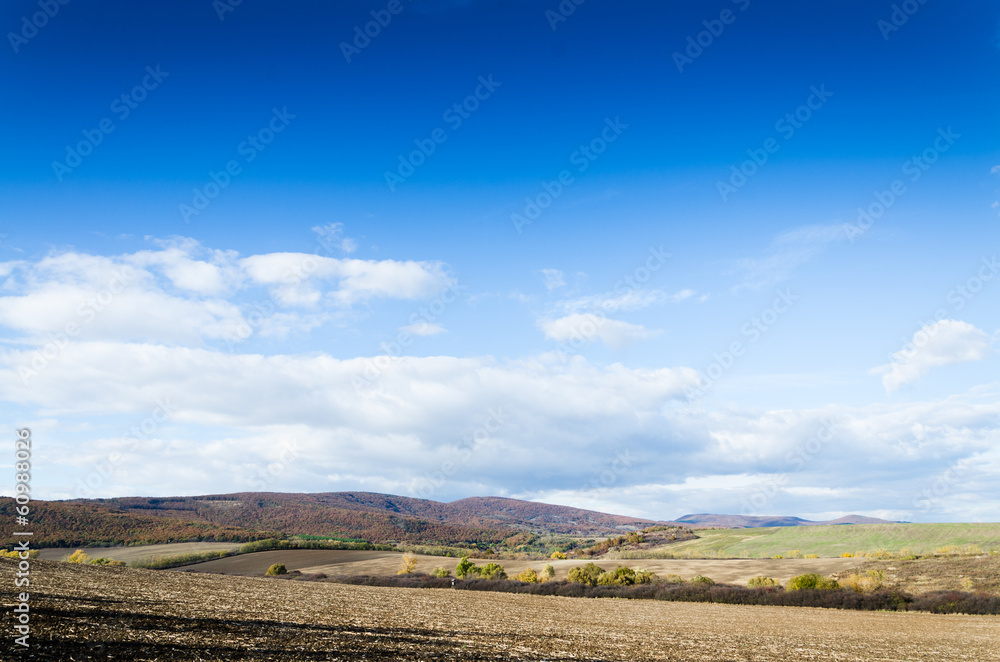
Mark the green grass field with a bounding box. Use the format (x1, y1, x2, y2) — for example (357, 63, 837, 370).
(612, 523, 1000, 559)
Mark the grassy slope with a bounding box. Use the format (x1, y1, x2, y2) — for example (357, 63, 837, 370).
(648, 523, 1000, 558)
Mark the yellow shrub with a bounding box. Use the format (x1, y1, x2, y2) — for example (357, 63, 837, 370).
(397, 553, 418, 575)
(1, 550, 39, 559)
(67, 550, 91, 564)
(516, 568, 539, 583)
(803, 554, 819, 559)
(840, 552, 854, 558)
(550, 551, 567, 560)
(842, 570, 884, 594)
(864, 549, 892, 560)
(785, 550, 802, 559)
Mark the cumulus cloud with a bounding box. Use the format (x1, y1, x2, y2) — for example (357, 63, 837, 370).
(539, 313, 661, 348)
(871, 320, 994, 393)
(0, 238, 451, 346)
(6, 336, 997, 522)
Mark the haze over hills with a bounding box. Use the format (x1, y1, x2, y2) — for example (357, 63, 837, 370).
(675, 514, 900, 529)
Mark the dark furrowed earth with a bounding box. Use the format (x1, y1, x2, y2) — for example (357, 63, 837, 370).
(3, 558, 998, 661)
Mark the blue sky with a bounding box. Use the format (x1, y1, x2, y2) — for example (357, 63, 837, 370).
(1, 0, 999, 522)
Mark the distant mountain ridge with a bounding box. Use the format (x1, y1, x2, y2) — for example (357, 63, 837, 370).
(3, 491, 903, 549)
(675, 513, 898, 528)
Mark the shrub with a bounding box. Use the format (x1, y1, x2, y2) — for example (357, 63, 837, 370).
(787, 573, 838, 591)
(690, 575, 715, 585)
(67, 550, 91, 564)
(747, 576, 778, 588)
(662, 574, 685, 585)
(634, 569, 657, 584)
(567, 563, 605, 587)
(455, 557, 476, 579)
(550, 551, 567, 560)
(541, 564, 555, 581)
(265, 563, 287, 576)
(785, 550, 802, 559)
(842, 570, 884, 594)
(430, 566, 451, 578)
(803, 554, 819, 559)
(478, 563, 507, 580)
(0, 550, 38, 559)
(864, 549, 892, 560)
(89, 558, 126, 567)
(516, 568, 539, 583)
(840, 552, 854, 558)
(597, 566, 636, 586)
(397, 553, 418, 575)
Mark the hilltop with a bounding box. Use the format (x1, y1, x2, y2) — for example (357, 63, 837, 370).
(675, 514, 899, 528)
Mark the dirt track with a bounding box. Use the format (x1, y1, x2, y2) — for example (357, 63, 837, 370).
(4, 558, 998, 661)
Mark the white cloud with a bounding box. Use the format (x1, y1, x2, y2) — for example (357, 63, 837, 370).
(539, 313, 661, 348)
(3, 335, 999, 520)
(731, 223, 843, 291)
(0, 238, 451, 346)
(540, 268, 565, 292)
(400, 322, 446, 336)
(556, 288, 693, 316)
(871, 320, 994, 393)
(312, 222, 357, 254)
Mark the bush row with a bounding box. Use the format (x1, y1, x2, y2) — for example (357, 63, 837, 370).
(323, 573, 1000, 615)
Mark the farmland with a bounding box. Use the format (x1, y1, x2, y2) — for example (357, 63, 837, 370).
(36, 541, 241, 564)
(621, 522, 1000, 558)
(178, 548, 859, 585)
(6, 558, 998, 661)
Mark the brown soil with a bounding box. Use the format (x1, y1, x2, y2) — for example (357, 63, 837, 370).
(3, 558, 997, 661)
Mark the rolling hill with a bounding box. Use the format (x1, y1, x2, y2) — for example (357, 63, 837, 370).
(675, 514, 898, 528)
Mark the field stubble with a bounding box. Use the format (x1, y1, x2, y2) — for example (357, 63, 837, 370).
(2, 558, 998, 661)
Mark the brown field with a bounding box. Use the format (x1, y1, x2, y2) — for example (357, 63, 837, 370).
(861, 555, 1000, 594)
(2, 558, 997, 661)
(179, 548, 859, 584)
(36, 542, 241, 563)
